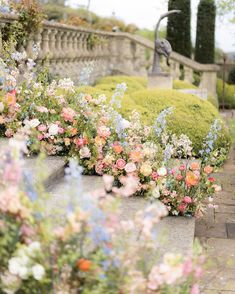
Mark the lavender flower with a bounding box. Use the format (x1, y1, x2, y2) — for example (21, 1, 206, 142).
(79, 61, 94, 85)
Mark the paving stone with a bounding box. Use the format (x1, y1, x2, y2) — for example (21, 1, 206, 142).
(203, 269, 235, 292)
(215, 204, 235, 214)
(195, 220, 227, 238)
(214, 192, 235, 205)
(227, 223, 235, 239)
(215, 213, 235, 223)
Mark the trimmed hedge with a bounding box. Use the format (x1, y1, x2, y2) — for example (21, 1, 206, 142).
(217, 79, 235, 108)
(95, 76, 147, 94)
(121, 89, 229, 153)
(173, 80, 198, 89)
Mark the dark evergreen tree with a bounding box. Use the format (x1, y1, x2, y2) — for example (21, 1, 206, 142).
(195, 0, 216, 64)
(166, 0, 192, 58)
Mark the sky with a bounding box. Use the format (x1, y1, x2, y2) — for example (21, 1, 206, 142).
(68, 0, 235, 52)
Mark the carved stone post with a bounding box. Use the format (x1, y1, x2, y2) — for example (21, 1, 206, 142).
(200, 71, 217, 97)
(184, 66, 194, 84)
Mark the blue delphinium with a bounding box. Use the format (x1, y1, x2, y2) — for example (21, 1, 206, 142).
(154, 107, 174, 138)
(110, 82, 127, 109)
(199, 119, 222, 161)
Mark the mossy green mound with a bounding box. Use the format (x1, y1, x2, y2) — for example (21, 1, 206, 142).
(121, 89, 229, 153)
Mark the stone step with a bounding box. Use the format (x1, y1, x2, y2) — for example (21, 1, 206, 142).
(48, 175, 195, 255)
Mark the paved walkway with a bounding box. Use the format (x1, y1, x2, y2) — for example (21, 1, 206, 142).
(196, 112, 235, 293)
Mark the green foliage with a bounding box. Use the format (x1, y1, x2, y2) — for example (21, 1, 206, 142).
(195, 0, 216, 64)
(228, 118, 235, 144)
(95, 76, 147, 94)
(166, 0, 192, 58)
(228, 67, 235, 84)
(217, 78, 235, 108)
(121, 89, 229, 154)
(2, 0, 44, 47)
(173, 80, 198, 89)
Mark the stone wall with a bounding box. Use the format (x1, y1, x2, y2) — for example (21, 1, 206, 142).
(0, 15, 220, 96)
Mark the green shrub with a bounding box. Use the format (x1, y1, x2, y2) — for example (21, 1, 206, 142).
(173, 80, 198, 89)
(95, 76, 147, 94)
(217, 79, 235, 108)
(121, 89, 229, 154)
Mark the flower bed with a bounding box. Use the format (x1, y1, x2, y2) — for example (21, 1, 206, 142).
(0, 48, 226, 216)
(0, 141, 205, 293)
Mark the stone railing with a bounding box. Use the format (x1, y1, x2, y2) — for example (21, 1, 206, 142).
(0, 14, 219, 96)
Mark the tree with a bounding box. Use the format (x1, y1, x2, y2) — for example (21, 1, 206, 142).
(166, 0, 192, 58)
(195, 0, 216, 64)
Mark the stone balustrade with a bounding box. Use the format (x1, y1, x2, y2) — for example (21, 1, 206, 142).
(0, 14, 219, 96)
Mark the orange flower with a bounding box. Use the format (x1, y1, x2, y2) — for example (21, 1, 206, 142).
(204, 166, 213, 174)
(129, 151, 142, 163)
(5, 93, 16, 105)
(113, 144, 123, 154)
(64, 138, 71, 146)
(95, 136, 105, 146)
(69, 128, 78, 136)
(190, 162, 200, 171)
(76, 258, 92, 272)
(185, 171, 200, 186)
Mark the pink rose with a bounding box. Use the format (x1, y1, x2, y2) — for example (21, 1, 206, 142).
(97, 126, 111, 138)
(151, 172, 159, 180)
(61, 107, 76, 122)
(38, 124, 47, 132)
(58, 127, 64, 134)
(179, 165, 186, 171)
(183, 196, 192, 204)
(178, 202, 187, 213)
(5, 129, 14, 138)
(116, 159, 126, 170)
(124, 162, 137, 173)
(38, 134, 44, 140)
(36, 106, 48, 113)
(191, 284, 200, 294)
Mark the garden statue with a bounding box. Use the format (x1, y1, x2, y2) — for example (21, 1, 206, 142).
(152, 10, 181, 75)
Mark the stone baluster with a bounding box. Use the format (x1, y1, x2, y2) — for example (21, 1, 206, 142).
(200, 71, 217, 97)
(34, 28, 43, 60)
(170, 61, 181, 79)
(41, 28, 51, 60)
(54, 29, 63, 59)
(61, 30, 70, 58)
(184, 66, 194, 84)
(48, 29, 57, 60)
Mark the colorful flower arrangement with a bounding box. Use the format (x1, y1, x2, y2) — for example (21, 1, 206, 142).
(0, 141, 205, 293)
(0, 48, 224, 216)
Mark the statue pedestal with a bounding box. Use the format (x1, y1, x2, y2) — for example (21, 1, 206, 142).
(148, 73, 173, 89)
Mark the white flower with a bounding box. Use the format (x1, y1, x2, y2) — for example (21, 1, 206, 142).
(157, 167, 167, 177)
(79, 147, 91, 159)
(18, 266, 29, 280)
(9, 257, 21, 276)
(24, 119, 40, 129)
(0, 102, 4, 112)
(32, 264, 45, 281)
(124, 162, 137, 173)
(48, 124, 59, 136)
(27, 241, 41, 257)
(120, 118, 130, 129)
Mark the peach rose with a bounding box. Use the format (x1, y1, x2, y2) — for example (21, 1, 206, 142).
(204, 166, 213, 174)
(185, 171, 200, 186)
(191, 162, 200, 171)
(97, 126, 111, 138)
(129, 151, 142, 163)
